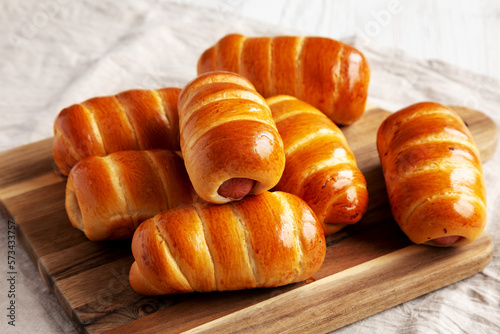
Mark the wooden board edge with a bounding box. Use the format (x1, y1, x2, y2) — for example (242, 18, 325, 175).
(176, 231, 493, 334)
(0, 137, 56, 187)
(37, 254, 86, 333)
(0, 201, 41, 275)
(1, 199, 85, 332)
(449, 105, 499, 162)
(0, 137, 54, 158)
(0, 198, 14, 223)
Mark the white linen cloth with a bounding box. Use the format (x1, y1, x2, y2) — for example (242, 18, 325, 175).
(0, 1, 499, 333)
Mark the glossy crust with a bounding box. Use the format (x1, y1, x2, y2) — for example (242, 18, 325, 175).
(377, 102, 487, 247)
(178, 71, 286, 204)
(267, 96, 369, 235)
(65, 150, 197, 241)
(197, 34, 370, 125)
(53, 87, 181, 176)
(129, 191, 326, 295)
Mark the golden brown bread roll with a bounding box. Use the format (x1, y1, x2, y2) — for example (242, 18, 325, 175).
(197, 34, 370, 125)
(53, 87, 181, 176)
(129, 191, 326, 295)
(65, 149, 197, 241)
(377, 102, 487, 247)
(267, 95, 369, 235)
(178, 71, 286, 204)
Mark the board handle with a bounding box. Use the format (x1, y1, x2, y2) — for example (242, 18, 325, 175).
(449, 106, 498, 162)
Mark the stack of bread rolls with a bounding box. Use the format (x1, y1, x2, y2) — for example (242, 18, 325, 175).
(54, 33, 487, 296)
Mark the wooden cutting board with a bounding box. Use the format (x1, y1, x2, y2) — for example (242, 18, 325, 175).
(0, 105, 497, 334)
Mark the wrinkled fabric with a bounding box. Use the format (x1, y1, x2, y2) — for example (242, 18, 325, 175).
(0, 1, 498, 333)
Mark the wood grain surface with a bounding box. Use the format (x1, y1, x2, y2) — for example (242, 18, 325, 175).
(0, 105, 496, 334)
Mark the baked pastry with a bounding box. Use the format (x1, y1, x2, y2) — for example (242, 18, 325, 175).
(178, 71, 285, 204)
(66, 149, 197, 241)
(267, 95, 369, 235)
(197, 34, 370, 125)
(129, 191, 326, 295)
(53, 87, 181, 175)
(377, 102, 487, 246)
